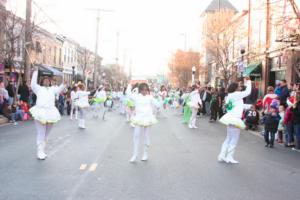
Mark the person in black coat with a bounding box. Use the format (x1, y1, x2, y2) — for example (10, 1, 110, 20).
(263, 104, 281, 148)
(290, 92, 300, 150)
(18, 81, 30, 103)
(244, 105, 260, 130)
(279, 79, 290, 106)
(6, 81, 15, 105)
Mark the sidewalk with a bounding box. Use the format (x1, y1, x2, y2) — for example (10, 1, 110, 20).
(246, 125, 300, 153)
(0, 115, 9, 127)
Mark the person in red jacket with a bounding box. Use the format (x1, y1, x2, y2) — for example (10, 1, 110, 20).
(284, 103, 295, 148)
(262, 86, 279, 114)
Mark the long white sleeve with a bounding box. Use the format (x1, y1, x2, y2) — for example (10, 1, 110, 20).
(126, 84, 137, 101)
(232, 80, 252, 100)
(31, 71, 41, 94)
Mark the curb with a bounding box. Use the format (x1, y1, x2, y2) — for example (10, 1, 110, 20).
(247, 129, 300, 153)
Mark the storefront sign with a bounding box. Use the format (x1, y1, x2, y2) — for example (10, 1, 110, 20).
(238, 61, 246, 72)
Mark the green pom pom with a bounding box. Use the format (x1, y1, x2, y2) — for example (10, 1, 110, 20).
(225, 99, 234, 111)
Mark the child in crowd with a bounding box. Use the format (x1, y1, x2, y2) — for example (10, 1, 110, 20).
(263, 102, 281, 148)
(277, 105, 285, 143)
(244, 105, 260, 131)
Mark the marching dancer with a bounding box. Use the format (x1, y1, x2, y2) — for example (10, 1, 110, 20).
(70, 85, 78, 120)
(182, 87, 192, 124)
(30, 68, 65, 160)
(188, 85, 202, 129)
(218, 77, 251, 164)
(93, 85, 107, 119)
(126, 83, 158, 163)
(125, 86, 137, 127)
(77, 83, 90, 129)
(159, 85, 168, 110)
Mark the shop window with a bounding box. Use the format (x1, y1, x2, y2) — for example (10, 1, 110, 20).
(35, 41, 42, 53)
(59, 48, 62, 65)
(54, 47, 57, 65)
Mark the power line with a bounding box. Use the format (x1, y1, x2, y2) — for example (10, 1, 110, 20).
(32, 1, 66, 34)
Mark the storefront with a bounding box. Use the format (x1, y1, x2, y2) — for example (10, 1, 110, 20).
(244, 62, 263, 98)
(269, 55, 287, 87)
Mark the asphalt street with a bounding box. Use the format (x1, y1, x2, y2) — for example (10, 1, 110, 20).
(1, 109, 300, 200)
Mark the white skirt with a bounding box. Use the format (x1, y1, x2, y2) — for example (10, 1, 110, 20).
(219, 113, 245, 129)
(131, 114, 158, 127)
(30, 106, 61, 124)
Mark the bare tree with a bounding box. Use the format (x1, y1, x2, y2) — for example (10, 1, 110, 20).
(77, 47, 93, 82)
(168, 50, 200, 87)
(0, 10, 24, 79)
(203, 9, 246, 87)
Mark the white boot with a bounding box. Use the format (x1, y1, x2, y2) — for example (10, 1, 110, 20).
(141, 145, 149, 161)
(130, 142, 139, 163)
(78, 119, 82, 128)
(78, 119, 85, 129)
(193, 120, 198, 129)
(188, 123, 193, 129)
(37, 143, 46, 160)
(217, 142, 228, 162)
(225, 145, 239, 164)
(81, 119, 86, 129)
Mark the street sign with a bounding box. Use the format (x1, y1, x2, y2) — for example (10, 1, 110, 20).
(238, 61, 246, 73)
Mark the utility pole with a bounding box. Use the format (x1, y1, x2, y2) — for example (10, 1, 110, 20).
(264, 0, 271, 94)
(94, 12, 100, 88)
(116, 31, 120, 65)
(247, 0, 251, 63)
(86, 8, 113, 88)
(24, 0, 32, 84)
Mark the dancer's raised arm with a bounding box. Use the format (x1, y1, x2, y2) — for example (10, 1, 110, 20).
(31, 69, 41, 94)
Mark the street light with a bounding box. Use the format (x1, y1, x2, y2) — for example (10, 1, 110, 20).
(192, 66, 196, 85)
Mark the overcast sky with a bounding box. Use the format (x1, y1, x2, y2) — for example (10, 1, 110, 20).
(7, 0, 250, 76)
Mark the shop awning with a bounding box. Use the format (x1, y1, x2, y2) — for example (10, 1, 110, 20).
(44, 65, 64, 76)
(244, 62, 262, 77)
(36, 64, 53, 76)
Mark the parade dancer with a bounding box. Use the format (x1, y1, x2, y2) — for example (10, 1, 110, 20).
(93, 85, 107, 119)
(70, 85, 78, 120)
(125, 86, 137, 127)
(77, 83, 90, 129)
(188, 85, 202, 129)
(159, 85, 168, 110)
(30, 68, 65, 160)
(126, 83, 158, 163)
(182, 87, 192, 124)
(218, 77, 251, 164)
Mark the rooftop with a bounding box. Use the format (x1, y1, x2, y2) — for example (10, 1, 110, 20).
(204, 0, 238, 13)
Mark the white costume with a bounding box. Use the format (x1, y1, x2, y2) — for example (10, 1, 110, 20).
(93, 89, 107, 119)
(77, 90, 90, 129)
(30, 70, 65, 160)
(70, 90, 78, 120)
(126, 84, 159, 163)
(218, 80, 252, 164)
(188, 89, 202, 129)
